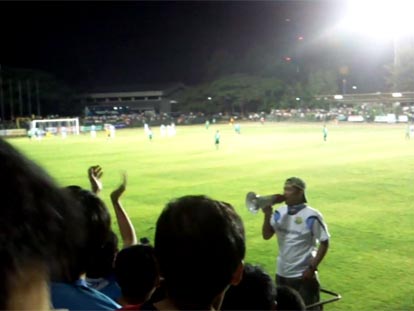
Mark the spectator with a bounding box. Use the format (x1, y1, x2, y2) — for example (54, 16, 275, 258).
(85, 168, 137, 301)
(275, 286, 306, 311)
(141, 195, 245, 310)
(262, 177, 330, 310)
(88, 167, 137, 249)
(115, 244, 159, 309)
(0, 138, 84, 310)
(221, 263, 276, 311)
(50, 186, 120, 310)
(86, 231, 122, 301)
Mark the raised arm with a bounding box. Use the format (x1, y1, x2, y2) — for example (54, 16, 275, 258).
(110, 172, 137, 248)
(88, 165, 103, 195)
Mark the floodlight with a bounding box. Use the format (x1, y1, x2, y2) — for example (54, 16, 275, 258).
(340, 0, 414, 38)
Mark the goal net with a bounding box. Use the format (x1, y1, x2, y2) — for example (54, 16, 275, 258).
(30, 118, 80, 136)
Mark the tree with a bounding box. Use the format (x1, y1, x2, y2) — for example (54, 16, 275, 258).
(177, 82, 221, 113)
(304, 69, 339, 109)
(178, 74, 286, 114)
(307, 70, 338, 95)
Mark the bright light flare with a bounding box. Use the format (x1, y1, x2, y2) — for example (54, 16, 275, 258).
(340, 0, 414, 38)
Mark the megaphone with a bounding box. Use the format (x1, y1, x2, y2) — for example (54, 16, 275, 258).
(245, 192, 285, 214)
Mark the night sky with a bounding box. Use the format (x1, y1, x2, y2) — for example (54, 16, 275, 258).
(0, 1, 392, 90)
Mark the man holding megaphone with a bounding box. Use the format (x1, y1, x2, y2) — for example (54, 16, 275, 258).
(262, 177, 330, 310)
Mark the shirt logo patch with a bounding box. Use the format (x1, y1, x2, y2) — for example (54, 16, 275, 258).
(295, 217, 303, 224)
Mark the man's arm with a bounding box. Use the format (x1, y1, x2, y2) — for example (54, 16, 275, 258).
(110, 173, 137, 248)
(262, 206, 275, 240)
(303, 240, 329, 280)
(311, 240, 329, 269)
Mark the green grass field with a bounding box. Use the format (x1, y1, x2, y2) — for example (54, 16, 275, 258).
(8, 122, 414, 310)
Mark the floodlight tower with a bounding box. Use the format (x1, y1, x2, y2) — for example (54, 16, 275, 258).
(340, 0, 414, 67)
(393, 35, 414, 66)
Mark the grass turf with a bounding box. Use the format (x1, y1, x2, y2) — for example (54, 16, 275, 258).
(8, 122, 414, 310)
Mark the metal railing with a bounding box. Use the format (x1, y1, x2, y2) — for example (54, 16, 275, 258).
(306, 288, 342, 309)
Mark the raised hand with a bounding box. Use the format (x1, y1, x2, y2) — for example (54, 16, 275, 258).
(109, 172, 137, 247)
(110, 172, 127, 203)
(88, 165, 103, 194)
(273, 194, 286, 204)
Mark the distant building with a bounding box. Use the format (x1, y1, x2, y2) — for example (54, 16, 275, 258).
(75, 83, 185, 115)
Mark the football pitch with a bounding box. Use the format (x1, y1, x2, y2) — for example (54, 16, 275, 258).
(8, 122, 414, 310)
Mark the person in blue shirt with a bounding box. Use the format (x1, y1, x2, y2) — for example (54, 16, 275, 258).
(51, 279, 120, 311)
(85, 231, 122, 301)
(51, 186, 120, 310)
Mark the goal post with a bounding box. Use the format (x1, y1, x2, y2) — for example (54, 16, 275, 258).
(30, 118, 80, 135)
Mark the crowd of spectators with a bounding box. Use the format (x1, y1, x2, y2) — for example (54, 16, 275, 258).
(1, 138, 325, 310)
(82, 107, 212, 129)
(2, 102, 413, 132)
(81, 106, 414, 130)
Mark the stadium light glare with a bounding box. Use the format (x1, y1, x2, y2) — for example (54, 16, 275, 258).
(392, 92, 402, 97)
(340, 0, 414, 38)
(334, 95, 344, 100)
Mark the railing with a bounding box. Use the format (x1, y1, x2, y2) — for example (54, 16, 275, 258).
(306, 288, 342, 309)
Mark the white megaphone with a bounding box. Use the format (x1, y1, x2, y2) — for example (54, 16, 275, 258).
(245, 192, 285, 214)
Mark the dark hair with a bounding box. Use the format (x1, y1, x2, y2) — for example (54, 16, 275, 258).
(275, 286, 306, 311)
(115, 244, 158, 304)
(65, 186, 112, 279)
(140, 237, 151, 245)
(155, 195, 245, 310)
(221, 264, 276, 311)
(0, 138, 85, 307)
(86, 230, 119, 278)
